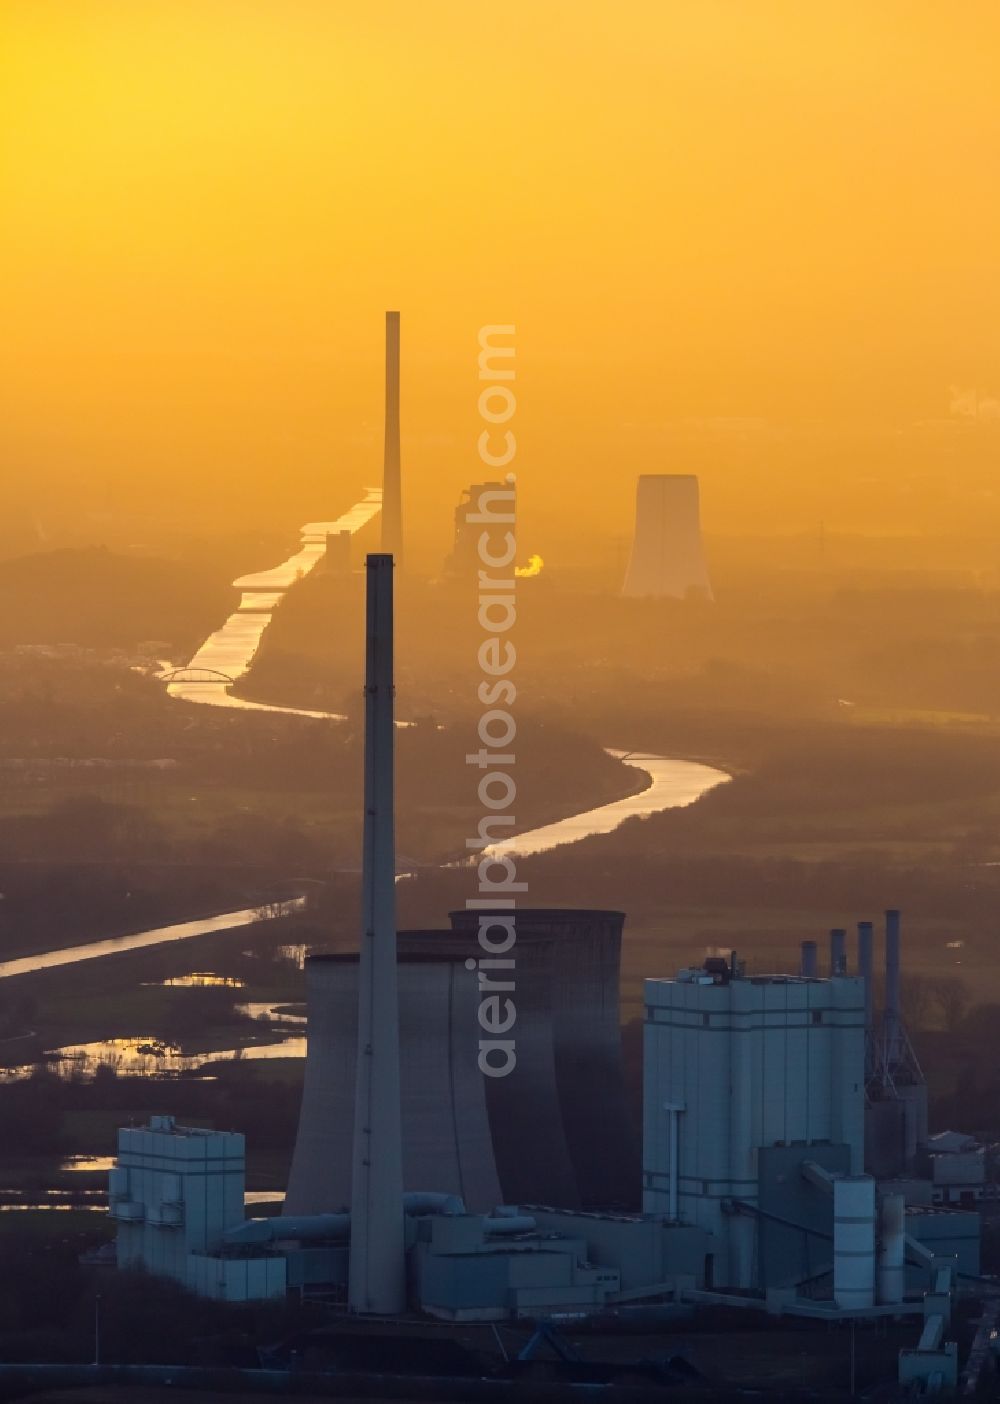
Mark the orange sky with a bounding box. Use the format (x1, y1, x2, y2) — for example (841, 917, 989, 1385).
(2, 1, 1000, 555)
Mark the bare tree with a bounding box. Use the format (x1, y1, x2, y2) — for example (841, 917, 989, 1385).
(929, 975, 969, 1033)
(901, 973, 933, 1030)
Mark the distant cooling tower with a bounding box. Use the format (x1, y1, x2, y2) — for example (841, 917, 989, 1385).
(621, 474, 713, 600)
(285, 946, 502, 1215)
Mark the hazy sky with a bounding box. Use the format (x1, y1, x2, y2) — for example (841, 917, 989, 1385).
(3, 1, 999, 551)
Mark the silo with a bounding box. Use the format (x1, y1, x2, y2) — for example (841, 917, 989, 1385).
(833, 1176, 876, 1310)
(621, 475, 713, 600)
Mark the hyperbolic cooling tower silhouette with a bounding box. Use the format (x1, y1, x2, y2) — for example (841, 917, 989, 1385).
(622, 474, 713, 600)
(449, 909, 639, 1210)
(285, 948, 502, 1215)
(286, 910, 640, 1216)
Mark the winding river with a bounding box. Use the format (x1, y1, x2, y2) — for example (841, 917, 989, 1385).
(1, 497, 728, 984)
(163, 488, 382, 718)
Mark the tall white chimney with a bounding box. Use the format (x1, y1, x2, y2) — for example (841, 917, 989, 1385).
(381, 312, 402, 564)
(348, 553, 406, 1315)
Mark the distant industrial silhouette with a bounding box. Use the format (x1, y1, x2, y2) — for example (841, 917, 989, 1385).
(622, 474, 713, 600)
(380, 312, 402, 564)
(443, 480, 514, 579)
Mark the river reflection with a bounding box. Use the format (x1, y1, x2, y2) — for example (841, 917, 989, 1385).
(236, 1002, 306, 1026)
(150, 973, 246, 989)
(0, 1189, 286, 1213)
(0, 899, 305, 981)
(0, 1034, 306, 1082)
(165, 490, 381, 716)
(482, 751, 729, 859)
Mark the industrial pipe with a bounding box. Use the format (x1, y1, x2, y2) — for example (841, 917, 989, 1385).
(858, 921, 874, 1079)
(829, 928, 847, 976)
(800, 941, 818, 977)
(663, 1102, 685, 1222)
(877, 1193, 905, 1305)
(224, 1213, 351, 1246)
(484, 1216, 537, 1235)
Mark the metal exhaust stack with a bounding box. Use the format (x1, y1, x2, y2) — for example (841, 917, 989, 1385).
(348, 554, 406, 1315)
(884, 908, 902, 1069)
(381, 312, 402, 564)
(800, 941, 818, 977)
(829, 928, 847, 976)
(857, 921, 874, 1079)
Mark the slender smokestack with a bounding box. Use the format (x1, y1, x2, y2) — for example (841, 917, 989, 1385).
(829, 928, 847, 977)
(885, 909, 901, 1069)
(858, 921, 874, 1079)
(348, 554, 405, 1315)
(800, 941, 818, 977)
(381, 311, 402, 564)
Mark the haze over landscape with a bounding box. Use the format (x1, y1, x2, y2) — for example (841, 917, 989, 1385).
(3, 1, 1000, 556)
(2, 1, 1000, 1395)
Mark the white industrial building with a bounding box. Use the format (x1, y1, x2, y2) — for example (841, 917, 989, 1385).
(643, 956, 865, 1288)
(110, 1115, 286, 1301)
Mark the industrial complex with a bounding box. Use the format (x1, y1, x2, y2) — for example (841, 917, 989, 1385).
(98, 320, 998, 1396)
(106, 548, 991, 1394)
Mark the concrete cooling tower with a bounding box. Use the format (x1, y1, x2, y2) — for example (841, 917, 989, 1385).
(286, 909, 640, 1218)
(448, 908, 639, 1211)
(285, 948, 502, 1215)
(621, 474, 713, 600)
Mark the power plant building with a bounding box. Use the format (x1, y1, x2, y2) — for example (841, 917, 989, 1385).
(109, 1116, 286, 1301)
(622, 474, 713, 600)
(444, 480, 515, 579)
(643, 958, 866, 1288)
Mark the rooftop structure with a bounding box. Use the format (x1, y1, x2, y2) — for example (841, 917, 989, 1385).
(863, 910, 928, 1177)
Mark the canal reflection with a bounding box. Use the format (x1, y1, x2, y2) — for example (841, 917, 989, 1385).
(0, 1034, 306, 1082)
